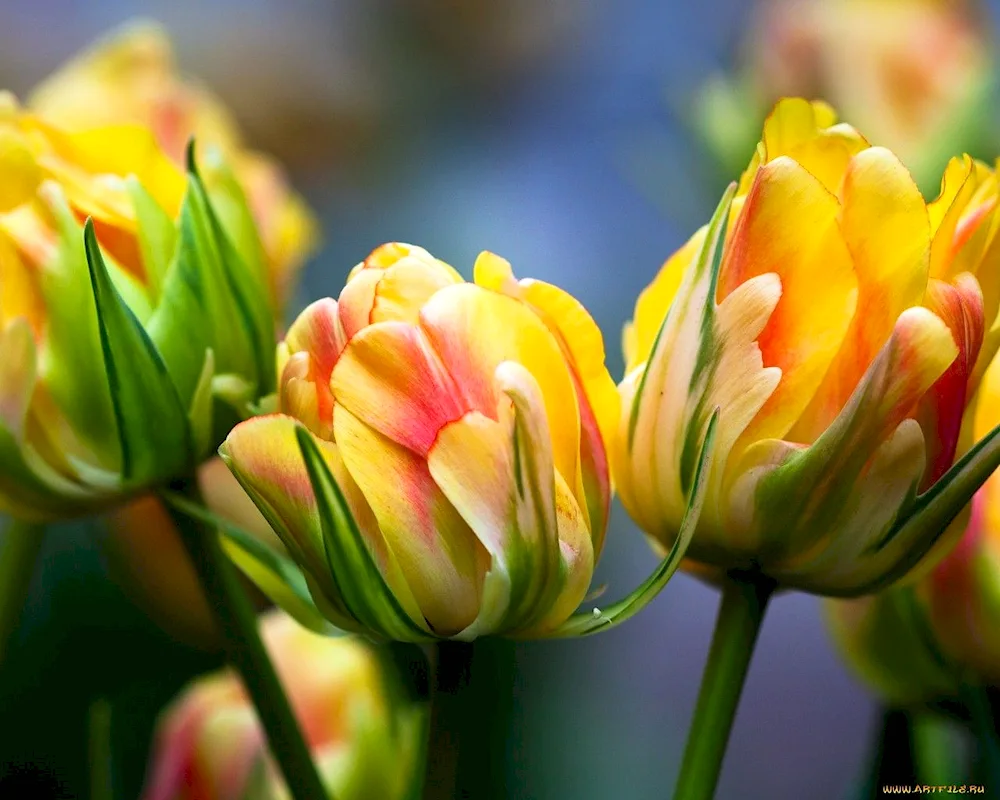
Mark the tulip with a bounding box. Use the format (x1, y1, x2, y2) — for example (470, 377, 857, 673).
(0, 92, 275, 522)
(695, 0, 995, 191)
(217, 242, 636, 640)
(827, 351, 1000, 705)
(617, 97, 1000, 597)
(142, 611, 423, 800)
(26, 20, 319, 311)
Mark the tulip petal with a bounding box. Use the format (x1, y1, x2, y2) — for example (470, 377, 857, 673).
(333, 405, 486, 636)
(418, 282, 582, 495)
(792, 146, 931, 441)
(721, 156, 856, 447)
(744, 307, 958, 587)
(370, 257, 463, 324)
(622, 230, 705, 373)
(297, 427, 435, 641)
(476, 251, 618, 548)
(747, 98, 868, 195)
(84, 220, 193, 484)
(331, 321, 466, 456)
(617, 184, 782, 550)
(917, 274, 985, 487)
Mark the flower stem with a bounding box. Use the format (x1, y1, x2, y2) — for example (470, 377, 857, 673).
(164, 483, 331, 800)
(0, 518, 44, 663)
(673, 571, 775, 800)
(423, 641, 474, 800)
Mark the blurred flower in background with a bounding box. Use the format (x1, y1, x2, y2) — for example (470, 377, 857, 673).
(616, 98, 1000, 596)
(1, 22, 320, 646)
(694, 0, 996, 191)
(827, 348, 1000, 706)
(141, 611, 422, 800)
(223, 243, 619, 640)
(27, 20, 320, 313)
(0, 80, 274, 521)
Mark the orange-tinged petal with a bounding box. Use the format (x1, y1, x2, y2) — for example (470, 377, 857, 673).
(279, 298, 345, 436)
(929, 156, 995, 280)
(974, 338, 1000, 442)
(417, 282, 581, 490)
(793, 146, 931, 441)
(331, 321, 466, 456)
(623, 229, 705, 372)
(334, 405, 486, 635)
(338, 266, 381, 341)
(721, 156, 856, 446)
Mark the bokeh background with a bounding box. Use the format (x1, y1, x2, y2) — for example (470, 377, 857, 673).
(2, 1, 998, 798)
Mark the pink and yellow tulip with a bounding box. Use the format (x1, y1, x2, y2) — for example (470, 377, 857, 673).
(828, 353, 1000, 703)
(0, 85, 276, 521)
(221, 243, 621, 640)
(616, 98, 1000, 595)
(142, 611, 422, 800)
(26, 20, 319, 311)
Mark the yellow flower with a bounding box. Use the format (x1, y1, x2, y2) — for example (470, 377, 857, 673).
(141, 611, 422, 800)
(222, 243, 620, 640)
(616, 98, 1000, 595)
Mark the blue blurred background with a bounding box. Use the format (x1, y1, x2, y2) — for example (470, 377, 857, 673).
(2, 1, 997, 798)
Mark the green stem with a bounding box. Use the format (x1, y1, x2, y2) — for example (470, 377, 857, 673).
(88, 697, 114, 800)
(911, 711, 959, 787)
(164, 484, 330, 800)
(423, 641, 474, 800)
(0, 518, 44, 663)
(963, 684, 1000, 788)
(673, 572, 775, 800)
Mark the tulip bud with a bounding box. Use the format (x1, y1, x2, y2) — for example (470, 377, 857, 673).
(615, 98, 1000, 596)
(0, 91, 275, 522)
(221, 243, 620, 640)
(142, 611, 423, 800)
(695, 0, 995, 191)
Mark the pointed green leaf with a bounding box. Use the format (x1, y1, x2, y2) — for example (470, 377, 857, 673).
(549, 408, 719, 638)
(127, 175, 177, 302)
(296, 427, 432, 642)
(84, 220, 193, 486)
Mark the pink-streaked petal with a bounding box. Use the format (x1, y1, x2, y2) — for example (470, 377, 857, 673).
(330, 320, 466, 456)
(418, 282, 581, 492)
(917, 274, 985, 487)
(334, 404, 486, 636)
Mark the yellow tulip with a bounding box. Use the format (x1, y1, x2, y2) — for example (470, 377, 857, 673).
(616, 98, 1000, 595)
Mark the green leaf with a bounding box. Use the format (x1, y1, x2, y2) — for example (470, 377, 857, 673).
(84, 220, 193, 486)
(549, 408, 719, 638)
(160, 489, 335, 635)
(127, 176, 177, 302)
(296, 427, 432, 642)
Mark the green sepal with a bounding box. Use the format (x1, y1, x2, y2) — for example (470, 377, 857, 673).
(549, 408, 718, 637)
(146, 143, 274, 455)
(296, 427, 433, 643)
(161, 489, 336, 635)
(127, 176, 177, 303)
(84, 220, 193, 486)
